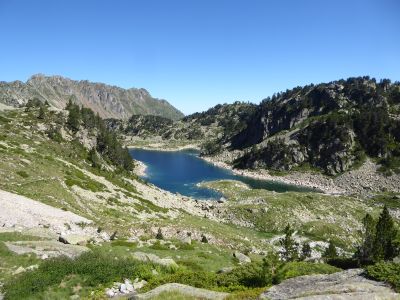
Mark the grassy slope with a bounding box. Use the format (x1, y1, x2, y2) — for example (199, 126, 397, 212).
(200, 180, 389, 249)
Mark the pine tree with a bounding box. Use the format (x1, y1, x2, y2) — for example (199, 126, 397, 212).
(201, 234, 208, 243)
(373, 206, 398, 261)
(88, 148, 101, 169)
(261, 251, 281, 285)
(156, 228, 163, 240)
(357, 213, 376, 263)
(279, 224, 299, 261)
(300, 242, 312, 261)
(66, 104, 81, 133)
(38, 105, 45, 120)
(323, 241, 338, 260)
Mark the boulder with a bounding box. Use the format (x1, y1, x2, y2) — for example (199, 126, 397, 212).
(132, 251, 178, 268)
(233, 251, 251, 264)
(260, 269, 400, 299)
(131, 283, 229, 300)
(181, 236, 191, 245)
(59, 234, 91, 245)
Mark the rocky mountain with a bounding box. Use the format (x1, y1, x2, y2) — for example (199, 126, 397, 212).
(119, 76, 400, 177)
(0, 74, 184, 120)
(229, 77, 400, 175)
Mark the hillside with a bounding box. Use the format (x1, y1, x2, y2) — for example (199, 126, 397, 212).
(0, 74, 184, 120)
(1, 102, 399, 299)
(108, 101, 257, 150)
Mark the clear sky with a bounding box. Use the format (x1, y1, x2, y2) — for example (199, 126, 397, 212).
(0, 0, 399, 115)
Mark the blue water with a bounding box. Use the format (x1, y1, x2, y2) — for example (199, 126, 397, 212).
(130, 148, 315, 200)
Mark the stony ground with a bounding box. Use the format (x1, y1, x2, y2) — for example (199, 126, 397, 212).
(260, 269, 400, 300)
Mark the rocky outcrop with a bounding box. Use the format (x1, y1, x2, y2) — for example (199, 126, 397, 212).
(260, 269, 400, 300)
(0, 74, 184, 120)
(131, 283, 229, 300)
(132, 252, 178, 268)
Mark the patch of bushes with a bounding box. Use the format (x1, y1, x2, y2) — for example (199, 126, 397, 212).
(3, 250, 161, 299)
(150, 240, 170, 250)
(366, 262, 400, 292)
(110, 240, 137, 248)
(274, 262, 340, 283)
(64, 169, 106, 192)
(16, 170, 29, 178)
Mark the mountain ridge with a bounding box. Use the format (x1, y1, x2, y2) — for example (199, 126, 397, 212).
(0, 74, 184, 120)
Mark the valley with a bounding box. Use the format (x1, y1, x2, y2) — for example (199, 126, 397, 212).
(0, 76, 399, 299)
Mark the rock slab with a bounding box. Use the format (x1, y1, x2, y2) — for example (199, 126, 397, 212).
(260, 269, 400, 300)
(130, 283, 229, 300)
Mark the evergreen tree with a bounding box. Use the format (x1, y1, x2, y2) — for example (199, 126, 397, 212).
(373, 206, 398, 261)
(261, 251, 281, 285)
(88, 148, 101, 169)
(201, 234, 208, 243)
(323, 241, 338, 260)
(357, 213, 376, 264)
(279, 224, 299, 261)
(66, 104, 81, 133)
(300, 242, 312, 261)
(38, 105, 45, 120)
(156, 228, 163, 240)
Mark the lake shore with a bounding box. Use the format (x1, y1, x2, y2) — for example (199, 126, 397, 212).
(202, 155, 400, 196)
(128, 143, 200, 152)
(200, 156, 343, 195)
(129, 144, 400, 196)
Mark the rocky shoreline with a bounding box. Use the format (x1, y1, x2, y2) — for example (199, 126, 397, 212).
(202, 155, 400, 196)
(128, 143, 200, 152)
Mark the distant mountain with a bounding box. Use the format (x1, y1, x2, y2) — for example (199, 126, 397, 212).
(107, 101, 257, 142)
(0, 74, 184, 120)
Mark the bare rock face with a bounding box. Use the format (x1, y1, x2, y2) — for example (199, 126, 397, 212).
(260, 269, 400, 300)
(0, 74, 184, 120)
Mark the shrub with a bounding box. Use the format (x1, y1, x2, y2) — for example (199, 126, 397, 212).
(3, 250, 159, 299)
(145, 269, 217, 291)
(150, 240, 169, 250)
(366, 262, 400, 292)
(156, 228, 164, 240)
(16, 170, 29, 178)
(274, 262, 340, 283)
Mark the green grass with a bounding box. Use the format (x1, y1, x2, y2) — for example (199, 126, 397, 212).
(200, 180, 378, 249)
(274, 262, 340, 283)
(64, 169, 106, 192)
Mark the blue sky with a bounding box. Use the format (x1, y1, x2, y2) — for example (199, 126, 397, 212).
(0, 0, 399, 115)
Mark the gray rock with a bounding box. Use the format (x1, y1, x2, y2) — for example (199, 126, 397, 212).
(181, 236, 191, 245)
(233, 251, 251, 264)
(131, 283, 229, 300)
(133, 279, 147, 290)
(260, 269, 400, 300)
(59, 234, 91, 245)
(217, 267, 234, 274)
(132, 252, 178, 268)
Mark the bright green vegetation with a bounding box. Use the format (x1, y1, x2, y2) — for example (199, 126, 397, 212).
(0, 232, 43, 282)
(201, 180, 380, 249)
(274, 262, 340, 283)
(3, 249, 169, 299)
(366, 262, 400, 292)
(1, 239, 341, 300)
